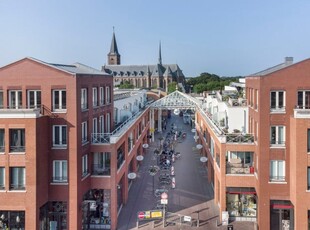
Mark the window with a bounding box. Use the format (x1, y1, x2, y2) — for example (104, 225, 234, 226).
(10, 167, 25, 190)
(0, 129, 4, 152)
(9, 90, 22, 109)
(308, 167, 310, 190)
(0, 167, 4, 189)
(270, 91, 285, 111)
(270, 126, 285, 146)
(308, 129, 310, 152)
(106, 86, 110, 104)
(297, 90, 310, 109)
(210, 138, 214, 158)
(228, 151, 254, 165)
(53, 89, 66, 111)
(82, 154, 88, 177)
(53, 125, 67, 147)
(99, 87, 105, 105)
(114, 108, 118, 124)
(270, 160, 285, 181)
(0, 90, 3, 108)
(27, 90, 41, 109)
(53, 160, 67, 182)
(92, 87, 98, 107)
(81, 88, 88, 110)
(106, 113, 111, 133)
(92, 118, 98, 134)
(128, 132, 133, 152)
(82, 121, 88, 143)
(93, 152, 111, 175)
(9, 129, 25, 152)
(99, 116, 104, 133)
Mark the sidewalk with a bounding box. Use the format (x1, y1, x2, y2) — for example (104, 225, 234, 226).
(117, 114, 254, 230)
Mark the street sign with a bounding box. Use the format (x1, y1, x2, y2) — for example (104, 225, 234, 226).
(151, 211, 163, 218)
(137, 210, 162, 220)
(183, 216, 192, 222)
(161, 199, 168, 204)
(161, 192, 168, 199)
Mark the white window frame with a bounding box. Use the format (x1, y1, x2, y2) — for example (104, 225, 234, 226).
(93, 118, 98, 134)
(270, 126, 285, 146)
(92, 87, 98, 107)
(270, 91, 285, 112)
(53, 89, 66, 112)
(106, 86, 110, 104)
(27, 90, 41, 109)
(52, 125, 67, 148)
(106, 113, 111, 133)
(270, 160, 285, 182)
(99, 87, 105, 106)
(81, 88, 88, 110)
(53, 160, 67, 182)
(297, 90, 310, 109)
(82, 121, 88, 144)
(82, 154, 88, 177)
(99, 116, 104, 133)
(9, 90, 22, 109)
(0, 167, 5, 189)
(10, 167, 26, 190)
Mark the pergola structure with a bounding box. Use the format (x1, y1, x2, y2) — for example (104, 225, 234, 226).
(149, 90, 202, 141)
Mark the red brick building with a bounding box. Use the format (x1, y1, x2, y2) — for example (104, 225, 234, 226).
(196, 57, 310, 230)
(0, 57, 151, 230)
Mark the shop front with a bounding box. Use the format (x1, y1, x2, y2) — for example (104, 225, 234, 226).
(270, 200, 294, 230)
(82, 189, 111, 230)
(226, 187, 257, 221)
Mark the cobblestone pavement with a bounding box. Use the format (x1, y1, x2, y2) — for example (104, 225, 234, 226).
(117, 114, 255, 230)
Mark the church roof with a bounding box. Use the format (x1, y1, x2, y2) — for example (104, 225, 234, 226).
(164, 66, 173, 77)
(103, 64, 184, 78)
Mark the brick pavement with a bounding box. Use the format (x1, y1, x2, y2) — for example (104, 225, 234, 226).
(117, 114, 255, 230)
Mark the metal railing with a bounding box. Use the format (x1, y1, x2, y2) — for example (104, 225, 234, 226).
(226, 165, 254, 174)
(52, 177, 68, 183)
(269, 176, 285, 182)
(92, 164, 110, 175)
(9, 146, 25, 152)
(10, 184, 26, 190)
(226, 134, 254, 143)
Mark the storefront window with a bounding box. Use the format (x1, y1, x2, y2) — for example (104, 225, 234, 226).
(226, 193, 257, 217)
(0, 211, 25, 229)
(82, 189, 111, 229)
(270, 200, 294, 230)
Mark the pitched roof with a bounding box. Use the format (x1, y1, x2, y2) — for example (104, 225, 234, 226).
(164, 66, 173, 77)
(50, 62, 108, 75)
(249, 57, 294, 76)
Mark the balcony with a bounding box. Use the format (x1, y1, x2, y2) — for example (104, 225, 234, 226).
(92, 164, 110, 176)
(0, 106, 41, 118)
(226, 159, 254, 175)
(294, 107, 310, 118)
(225, 133, 254, 144)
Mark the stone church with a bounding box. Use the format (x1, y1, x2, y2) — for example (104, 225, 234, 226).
(102, 31, 186, 92)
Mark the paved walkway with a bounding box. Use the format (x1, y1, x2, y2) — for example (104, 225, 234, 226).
(117, 114, 254, 230)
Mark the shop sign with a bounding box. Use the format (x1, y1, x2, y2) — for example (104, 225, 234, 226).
(183, 216, 192, 222)
(137, 210, 163, 220)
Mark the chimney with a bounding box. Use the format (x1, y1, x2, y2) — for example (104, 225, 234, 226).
(285, 57, 293, 65)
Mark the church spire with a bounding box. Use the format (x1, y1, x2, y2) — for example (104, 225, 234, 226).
(107, 27, 121, 65)
(158, 41, 162, 65)
(109, 27, 119, 55)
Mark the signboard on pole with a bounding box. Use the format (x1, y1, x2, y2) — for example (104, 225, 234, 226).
(160, 199, 168, 205)
(183, 216, 192, 222)
(222, 211, 229, 226)
(137, 210, 163, 220)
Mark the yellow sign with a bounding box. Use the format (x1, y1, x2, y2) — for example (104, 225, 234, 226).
(150, 128, 155, 133)
(145, 211, 151, 219)
(151, 211, 163, 218)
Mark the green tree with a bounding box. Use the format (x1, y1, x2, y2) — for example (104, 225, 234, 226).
(119, 80, 134, 89)
(167, 82, 179, 94)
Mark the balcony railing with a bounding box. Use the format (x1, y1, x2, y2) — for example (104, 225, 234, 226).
(270, 140, 285, 145)
(10, 184, 25, 190)
(92, 164, 110, 176)
(226, 165, 254, 175)
(294, 107, 310, 118)
(9, 145, 25, 152)
(52, 177, 68, 183)
(225, 133, 254, 143)
(269, 176, 285, 182)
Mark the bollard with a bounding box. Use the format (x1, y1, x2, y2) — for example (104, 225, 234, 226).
(171, 166, 175, 176)
(172, 177, 176, 189)
(172, 153, 175, 162)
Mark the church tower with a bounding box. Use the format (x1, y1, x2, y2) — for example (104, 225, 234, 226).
(107, 29, 121, 65)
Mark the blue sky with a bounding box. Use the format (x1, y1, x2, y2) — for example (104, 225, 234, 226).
(1, 0, 310, 77)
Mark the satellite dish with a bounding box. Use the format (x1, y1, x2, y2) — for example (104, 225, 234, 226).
(136, 155, 144, 161)
(142, 144, 149, 149)
(174, 109, 180, 115)
(200, 156, 208, 163)
(128, 172, 137, 179)
(196, 144, 203, 150)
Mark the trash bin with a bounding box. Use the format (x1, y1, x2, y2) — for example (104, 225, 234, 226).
(227, 225, 233, 230)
